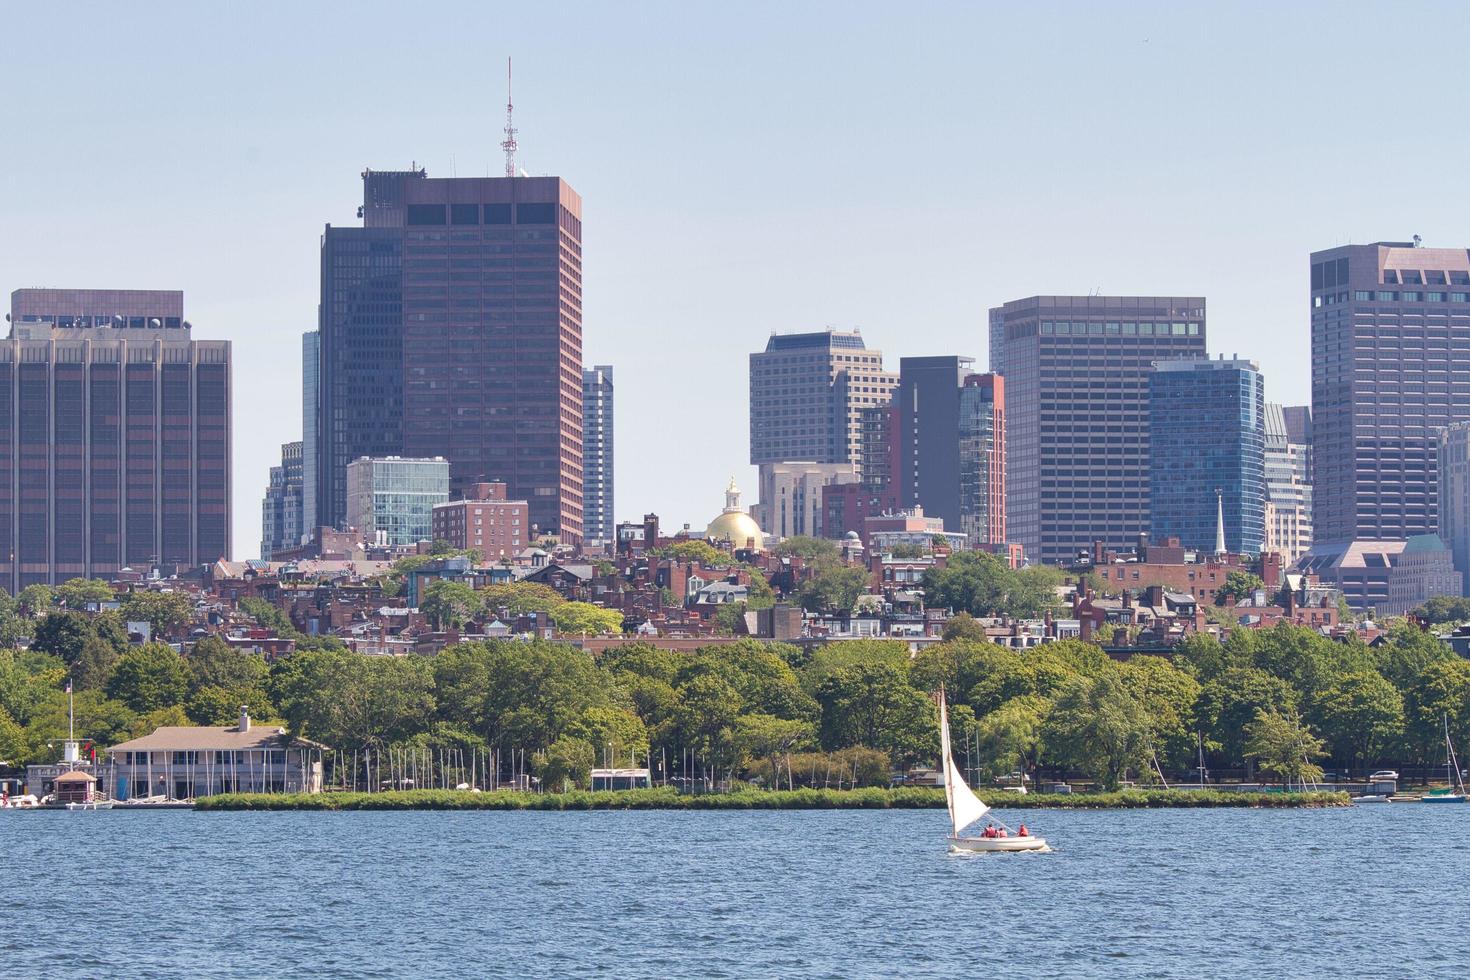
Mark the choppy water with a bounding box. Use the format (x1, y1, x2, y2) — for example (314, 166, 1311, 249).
(2, 804, 1467, 977)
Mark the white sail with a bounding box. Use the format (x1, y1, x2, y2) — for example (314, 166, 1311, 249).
(938, 688, 989, 836)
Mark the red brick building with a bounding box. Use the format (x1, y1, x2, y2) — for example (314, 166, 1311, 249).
(431, 482, 529, 559)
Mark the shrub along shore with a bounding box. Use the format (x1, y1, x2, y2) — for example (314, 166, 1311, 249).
(194, 786, 1351, 812)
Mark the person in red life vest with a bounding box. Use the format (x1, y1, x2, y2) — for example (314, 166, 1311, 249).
(1018, 823, 1029, 837)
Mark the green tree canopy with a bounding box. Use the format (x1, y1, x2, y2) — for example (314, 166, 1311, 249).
(796, 566, 870, 615)
(420, 580, 484, 630)
(1243, 707, 1328, 787)
(534, 736, 595, 792)
(105, 644, 189, 713)
(1042, 673, 1151, 791)
(1412, 595, 1470, 626)
(1309, 670, 1404, 769)
(549, 601, 624, 636)
(1215, 571, 1266, 605)
(56, 578, 116, 609)
(814, 663, 933, 764)
(121, 591, 194, 639)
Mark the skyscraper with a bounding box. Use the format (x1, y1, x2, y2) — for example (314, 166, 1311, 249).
(897, 356, 971, 533)
(582, 365, 614, 547)
(301, 331, 319, 540)
(1148, 357, 1266, 555)
(989, 296, 1207, 564)
(1264, 403, 1313, 563)
(3, 289, 230, 586)
(1309, 242, 1470, 545)
(959, 373, 1007, 549)
(316, 168, 584, 543)
(1437, 422, 1470, 594)
(261, 441, 303, 560)
(749, 330, 896, 466)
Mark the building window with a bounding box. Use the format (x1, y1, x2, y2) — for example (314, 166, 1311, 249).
(406, 204, 446, 225)
(484, 204, 512, 224)
(516, 203, 556, 224)
(450, 204, 479, 225)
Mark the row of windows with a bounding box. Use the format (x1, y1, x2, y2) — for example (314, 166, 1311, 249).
(406, 202, 560, 226)
(1040, 321, 1200, 336)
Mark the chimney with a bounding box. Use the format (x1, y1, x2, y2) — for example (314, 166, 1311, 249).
(239, 706, 251, 733)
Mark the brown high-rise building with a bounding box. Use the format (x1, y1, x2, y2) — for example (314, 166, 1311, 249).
(316, 169, 584, 544)
(3, 289, 231, 587)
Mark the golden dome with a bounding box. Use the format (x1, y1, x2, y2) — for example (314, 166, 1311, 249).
(705, 477, 765, 550)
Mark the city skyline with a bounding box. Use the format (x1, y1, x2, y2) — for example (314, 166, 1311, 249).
(9, 2, 1470, 557)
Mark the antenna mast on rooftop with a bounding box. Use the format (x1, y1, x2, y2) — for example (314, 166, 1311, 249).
(501, 58, 518, 178)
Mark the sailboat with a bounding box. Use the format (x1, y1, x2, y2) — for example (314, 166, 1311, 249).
(1424, 715, 1467, 804)
(938, 688, 1048, 853)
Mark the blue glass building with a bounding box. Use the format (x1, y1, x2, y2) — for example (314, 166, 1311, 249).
(1148, 357, 1266, 554)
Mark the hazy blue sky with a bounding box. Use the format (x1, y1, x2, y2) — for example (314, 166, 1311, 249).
(4, 1, 1469, 558)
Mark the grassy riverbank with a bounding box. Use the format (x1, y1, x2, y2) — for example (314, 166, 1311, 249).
(195, 786, 1350, 811)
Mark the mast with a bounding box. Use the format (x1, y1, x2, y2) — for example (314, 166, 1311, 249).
(500, 57, 518, 178)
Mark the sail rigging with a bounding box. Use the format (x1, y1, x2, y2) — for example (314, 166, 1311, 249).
(939, 688, 989, 836)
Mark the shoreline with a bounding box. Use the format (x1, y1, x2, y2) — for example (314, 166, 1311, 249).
(194, 787, 1352, 812)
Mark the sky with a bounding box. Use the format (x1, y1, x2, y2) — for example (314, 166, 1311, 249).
(4, 0, 1470, 559)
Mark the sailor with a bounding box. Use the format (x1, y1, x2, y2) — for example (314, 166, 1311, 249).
(983, 823, 996, 838)
(1018, 823, 1029, 837)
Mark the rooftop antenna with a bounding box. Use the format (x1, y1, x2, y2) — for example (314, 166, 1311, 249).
(501, 57, 518, 178)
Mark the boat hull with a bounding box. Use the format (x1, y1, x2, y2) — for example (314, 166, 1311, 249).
(949, 835, 1049, 853)
(1422, 794, 1467, 804)
(1353, 795, 1392, 804)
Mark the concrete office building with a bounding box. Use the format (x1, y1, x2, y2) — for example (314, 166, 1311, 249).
(1264, 403, 1313, 564)
(260, 441, 304, 560)
(989, 295, 1207, 564)
(749, 330, 896, 466)
(753, 462, 860, 540)
(1437, 422, 1470, 593)
(1148, 357, 1266, 555)
(301, 331, 319, 541)
(1310, 242, 1470, 545)
(582, 365, 614, 547)
(316, 168, 584, 543)
(2, 289, 230, 588)
(345, 456, 449, 547)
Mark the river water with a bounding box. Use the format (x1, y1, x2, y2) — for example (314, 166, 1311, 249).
(2, 804, 1466, 977)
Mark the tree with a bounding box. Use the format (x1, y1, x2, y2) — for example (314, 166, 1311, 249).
(1310, 671, 1404, 771)
(1403, 659, 1470, 764)
(742, 568, 776, 610)
(30, 611, 101, 665)
(237, 597, 299, 638)
(105, 644, 189, 713)
(774, 536, 841, 564)
(1244, 707, 1327, 787)
(796, 566, 870, 614)
(272, 649, 435, 748)
(1010, 565, 1066, 617)
(55, 578, 115, 609)
(941, 613, 987, 643)
(0, 706, 25, 765)
(549, 602, 623, 636)
(478, 582, 566, 616)
(976, 696, 1045, 784)
(1118, 655, 1203, 772)
(1412, 595, 1470, 626)
(72, 636, 122, 691)
(734, 713, 816, 787)
(534, 736, 595, 792)
(1214, 571, 1265, 605)
(814, 663, 933, 764)
(565, 706, 650, 767)
(187, 635, 269, 692)
(1042, 673, 1151, 791)
(420, 580, 484, 630)
(669, 673, 745, 774)
(888, 542, 928, 559)
(1374, 622, 1454, 691)
(921, 551, 1012, 616)
(660, 540, 730, 567)
(1194, 666, 1298, 767)
(17, 584, 55, 617)
(120, 591, 194, 639)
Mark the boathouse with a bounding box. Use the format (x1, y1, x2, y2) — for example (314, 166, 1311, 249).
(106, 708, 327, 802)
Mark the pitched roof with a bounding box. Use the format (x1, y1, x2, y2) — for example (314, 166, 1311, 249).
(109, 725, 327, 752)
